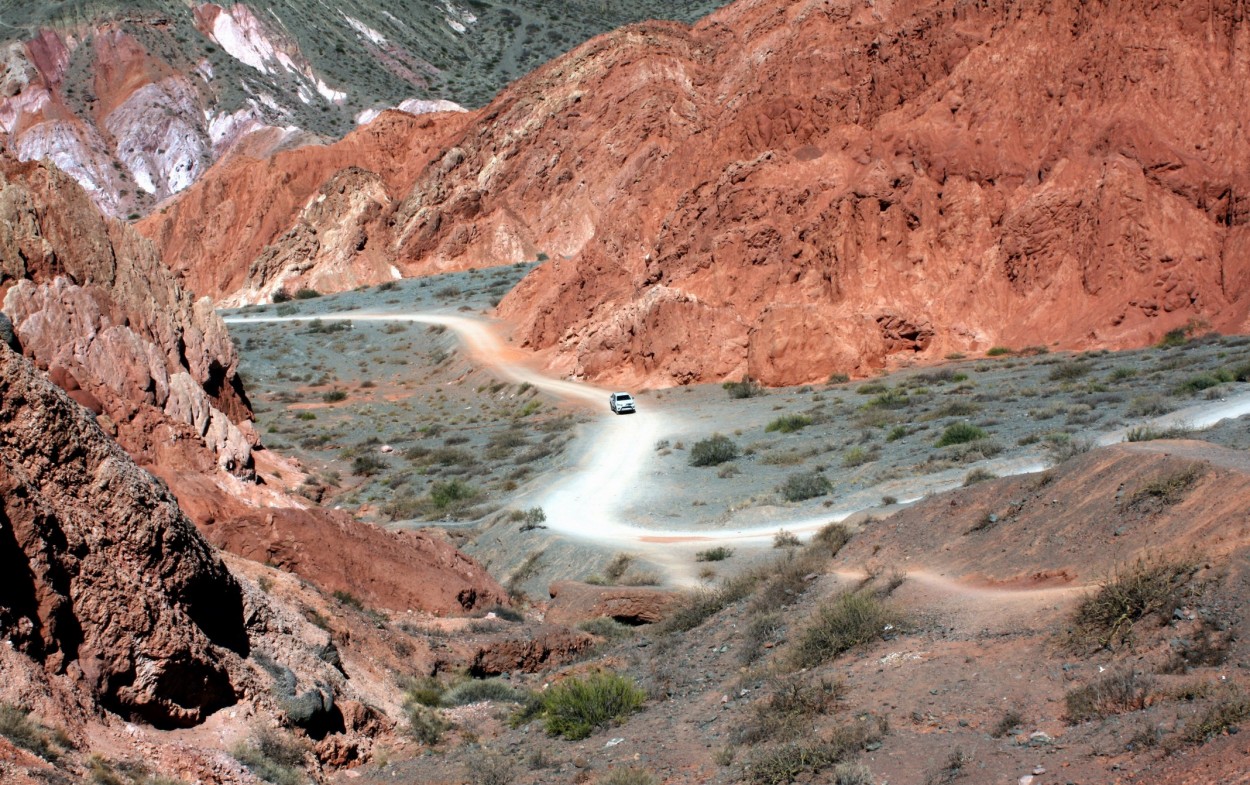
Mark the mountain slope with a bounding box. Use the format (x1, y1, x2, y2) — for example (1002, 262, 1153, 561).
(0, 0, 730, 216)
(141, 0, 1250, 386)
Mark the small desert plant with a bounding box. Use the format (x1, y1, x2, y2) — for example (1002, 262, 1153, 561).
(540, 671, 646, 740)
(773, 529, 802, 548)
(827, 372, 850, 384)
(813, 522, 852, 555)
(696, 546, 734, 562)
(597, 768, 658, 785)
(604, 553, 633, 581)
(791, 592, 901, 669)
(292, 288, 320, 300)
(1069, 555, 1198, 650)
(740, 722, 879, 785)
(1182, 690, 1250, 744)
(430, 479, 477, 508)
(1127, 393, 1173, 417)
(766, 414, 813, 434)
(321, 389, 348, 403)
(1156, 327, 1189, 348)
(1125, 424, 1193, 442)
(442, 679, 523, 706)
(990, 709, 1023, 738)
(723, 377, 764, 399)
(463, 751, 516, 785)
(779, 471, 832, 502)
(1064, 670, 1154, 723)
(1043, 432, 1093, 464)
(689, 434, 741, 466)
(578, 617, 633, 639)
(734, 675, 846, 744)
(963, 467, 997, 486)
(1048, 360, 1092, 381)
(842, 446, 874, 467)
(232, 727, 309, 785)
(1175, 369, 1234, 395)
(660, 572, 760, 633)
(985, 346, 1013, 356)
(935, 423, 987, 447)
(0, 704, 59, 760)
(406, 704, 450, 745)
(511, 507, 547, 531)
(1121, 465, 1204, 512)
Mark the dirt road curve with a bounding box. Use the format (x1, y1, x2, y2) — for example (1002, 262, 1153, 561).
(226, 312, 1250, 583)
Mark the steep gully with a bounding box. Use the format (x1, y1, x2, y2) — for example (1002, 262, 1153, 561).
(225, 312, 1250, 585)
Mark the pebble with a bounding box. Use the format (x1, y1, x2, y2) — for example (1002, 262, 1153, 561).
(1033, 766, 1046, 775)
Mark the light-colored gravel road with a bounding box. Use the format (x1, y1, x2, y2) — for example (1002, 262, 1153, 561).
(228, 312, 1250, 582)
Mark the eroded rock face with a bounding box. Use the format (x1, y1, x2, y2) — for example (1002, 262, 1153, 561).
(0, 343, 246, 727)
(141, 0, 1250, 386)
(546, 580, 678, 626)
(0, 154, 255, 477)
(469, 625, 595, 676)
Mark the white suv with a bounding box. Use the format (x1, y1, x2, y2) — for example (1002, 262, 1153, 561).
(609, 392, 636, 414)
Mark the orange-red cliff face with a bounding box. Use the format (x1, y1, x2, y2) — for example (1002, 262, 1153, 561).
(145, 0, 1250, 386)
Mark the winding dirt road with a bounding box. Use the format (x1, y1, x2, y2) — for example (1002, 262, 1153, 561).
(227, 311, 1250, 583)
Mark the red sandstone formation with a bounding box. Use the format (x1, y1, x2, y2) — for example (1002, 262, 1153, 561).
(0, 154, 255, 476)
(0, 342, 247, 728)
(546, 580, 678, 626)
(147, 0, 1250, 386)
(137, 109, 471, 303)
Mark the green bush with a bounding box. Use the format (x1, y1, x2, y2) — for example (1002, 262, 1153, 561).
(827, 373, 850, 384)
(696, 546, 734, 562)
(540, 672, 646, 740)
(779, 471, 832, 502)
(351, 454, 386, 476)
(1176, 370, 1234, 394)
(841, 446, 873, 468)
(293, 288, 321, 300)
(766, 414, 813, 434)
(442, 679, 523, 706)
(1048, 361, 1092, 381)
(689, 434, 740, 467)
(865, 388, 909, 409)
(792, 592, 900, 669)
(321, 389, 348, 403)
(431, 479, 478, 509)
(985, 346, 1013, 356)
(935, 423, 987, 447)
(1156, 327, 1189, 348)
(723, 377, 764, 399)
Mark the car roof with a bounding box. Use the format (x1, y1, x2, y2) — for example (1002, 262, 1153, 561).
(613, 392, 632, 397)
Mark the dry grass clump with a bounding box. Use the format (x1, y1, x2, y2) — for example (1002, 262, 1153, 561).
(1064, 670, 1154, 723)
(740, 719, 881, 785)
(1068, 555, 1199, 651)
(791, 592, 902, 669)
(598, 768, 658, 785)
(660, 572, 761, 633)
(732, 676, 846, 745)
(1120, 465, 1205, 513)
(1182, 689, 1250, 745)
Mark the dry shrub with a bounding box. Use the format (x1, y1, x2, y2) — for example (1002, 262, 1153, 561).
(1064, 670, 1154, 723)
(732, 676, 846, 745)
(1069, 555, 1198, 651)
(791, 592, 901, 669)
